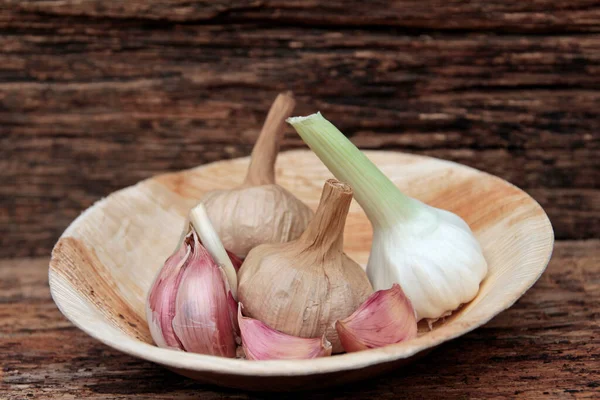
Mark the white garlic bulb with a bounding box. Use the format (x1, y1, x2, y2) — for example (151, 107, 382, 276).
(368, 207, 487, 319)
(289, 113, 489, 321)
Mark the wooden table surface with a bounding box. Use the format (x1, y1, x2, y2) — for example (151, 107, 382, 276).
(1, 243, 598, 398)
(1, 0, 599, 398)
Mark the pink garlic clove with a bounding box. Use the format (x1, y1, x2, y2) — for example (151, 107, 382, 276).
(171, 232, 237, 357)
(335, 284, 417, 353)
(238, 304, 332, 360)
(146, 237, 191, 350)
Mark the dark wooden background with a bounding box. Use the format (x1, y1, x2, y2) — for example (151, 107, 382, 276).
(1, 1, 598, 398)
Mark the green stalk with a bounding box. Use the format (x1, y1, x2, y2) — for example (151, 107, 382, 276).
(287, 113, 422, 228)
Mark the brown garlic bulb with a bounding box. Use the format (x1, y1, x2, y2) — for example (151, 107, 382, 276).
(237, 179, 373, 353)
(201, 92, 313, 257)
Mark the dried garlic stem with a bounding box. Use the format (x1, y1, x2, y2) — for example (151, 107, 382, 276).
(243, 91, 296, 186)
(299, 179, 352, 253)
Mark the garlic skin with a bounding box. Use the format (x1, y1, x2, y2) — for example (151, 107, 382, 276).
(202, 184, 312, 258)
(238, 179, 373, 353)
(369, 208, 488, 320)
(146, 227, 239, 356)
(238, 304, 332, 360)
(201, 92, 313, 258)
(288, 112, 489, 321)
(336, 284, 417, 352)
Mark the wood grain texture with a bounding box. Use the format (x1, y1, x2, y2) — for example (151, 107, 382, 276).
(2, 240, 598, 398)
(1, 1, 600, 258)
(3, 0, 600, 31)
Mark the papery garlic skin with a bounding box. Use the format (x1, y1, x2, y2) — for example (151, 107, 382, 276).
(202, 185, 313, 258)
(238, 304, 332, 360)
(288, 112, 489, 321)
(336, 284, 417, 352)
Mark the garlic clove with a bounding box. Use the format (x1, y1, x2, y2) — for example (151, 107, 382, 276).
(146, 237, 191, 350)
(335, 284, 417, 353)
(238, 304, 332, 360)
(171, 232, 237, 357)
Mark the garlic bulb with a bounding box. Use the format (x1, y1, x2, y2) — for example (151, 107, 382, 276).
(238, 179, 373, 353)
(369, 208, 487, 320)
(238, 304, 332, 360)
(336, 284, 417, 352)
(288, 113, 488, 321)
(146, 206, 240, 356)
(201, 92, 313, 257)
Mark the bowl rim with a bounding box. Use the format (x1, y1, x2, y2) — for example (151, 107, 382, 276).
(49, 149, 555, 377)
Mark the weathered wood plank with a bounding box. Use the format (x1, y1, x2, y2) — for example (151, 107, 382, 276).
(1, 240, 598, 398)
(3, 0, 600, 32)
(1, 5, 599, 254)
(2, 138, 599, 257)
